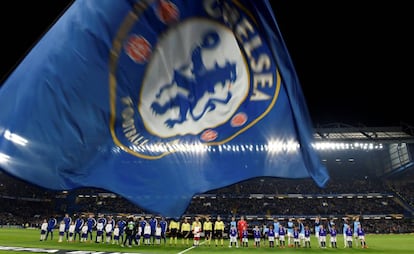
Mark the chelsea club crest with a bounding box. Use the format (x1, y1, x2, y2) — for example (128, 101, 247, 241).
(109, 0, 280, 158)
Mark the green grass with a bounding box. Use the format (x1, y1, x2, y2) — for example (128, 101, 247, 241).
(0, 228, 413, 253)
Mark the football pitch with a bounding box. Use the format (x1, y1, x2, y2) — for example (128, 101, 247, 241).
(0, 228, 413, 254)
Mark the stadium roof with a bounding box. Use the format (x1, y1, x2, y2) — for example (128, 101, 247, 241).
(313, 123, 414, 144)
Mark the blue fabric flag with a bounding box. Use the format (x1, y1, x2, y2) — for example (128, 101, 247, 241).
(0, 0, 329, 217)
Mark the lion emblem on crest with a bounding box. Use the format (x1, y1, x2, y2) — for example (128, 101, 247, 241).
(150, 31, 237, 128)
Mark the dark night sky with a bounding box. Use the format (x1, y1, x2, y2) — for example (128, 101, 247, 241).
(1, 1, 413, 127)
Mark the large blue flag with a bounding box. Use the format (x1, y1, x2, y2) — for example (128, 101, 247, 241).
(0, 0, 329, 217)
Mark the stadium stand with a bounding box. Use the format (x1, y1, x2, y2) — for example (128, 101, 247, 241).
(1, 124, 414, 234)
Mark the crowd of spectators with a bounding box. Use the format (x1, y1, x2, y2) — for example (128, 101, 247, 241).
(389, 181, 414, 208)
(185, 195, 405, 216)
(208, 176, 388, 196)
